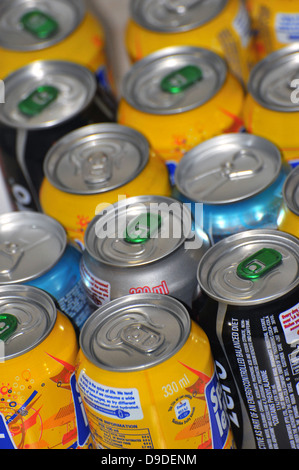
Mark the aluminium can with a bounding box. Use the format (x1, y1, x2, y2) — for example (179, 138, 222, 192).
(126, 0, 256, 84)
(0, 0, 111, 91)
(0, 211, 94, 330)
(0, 285, 92, 449)
(193, 229, 299, 449)
(173, 133, 289, 244)
(246, 0, 299, 61)
(80, 195, 210, 309)
(278, 166, 299, 239)
(40, 123, 171, 248)
(0, 60, 116, 212)
(117, 46, 245, 184)
(75, 293, 236, 449)
(243, 44, 299, 169)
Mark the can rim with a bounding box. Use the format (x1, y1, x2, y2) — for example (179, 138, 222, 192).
(0, 211, 67, 284)
(283, 166, 299, 216)
(79, 293, 191, 371)
(121, 45, 227, 115)
(0, 0, 85, 51)
(197, 229, 299, 305)
(129, 0, 228, 33)
(248, 43, 299, 113)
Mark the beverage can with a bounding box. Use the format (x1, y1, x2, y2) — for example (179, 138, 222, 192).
(278, 166, 299, 239)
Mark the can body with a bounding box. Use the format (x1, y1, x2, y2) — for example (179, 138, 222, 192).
(277, 166, 299, 238)
(0, 285, 92, 449)
(40, 124, 171, 247)
(126, 0, 256, 84)
(246, 0, 299, 61)
(193, 229, 299, 449)
(118, 46, 244, 183)
(76, 294, 235, 449)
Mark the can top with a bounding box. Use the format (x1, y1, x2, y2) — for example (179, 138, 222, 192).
(121, 46, 227, 115)
(129, 0, 227, 33)
(0, 285, 57, 360)
(248, 43, 299, 113)
(84, 195, 199, 267)
(0, 0, 84, 51)
(283, 166, 299, 216)
(175, 133, 282, 204)
(197, 229, 299, 305)
(79, 293, 191, 371)
(43, 124, 150, 195)
(0, 60, 97, 130)
(0, 211, 67, 284)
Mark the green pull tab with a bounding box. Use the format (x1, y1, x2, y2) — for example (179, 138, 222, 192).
(125, 213, 162, 244)
(20, 10, 58, 39)
(161, 65, 203, 94)
(237, 248, 282, 280)
(18, 85, 59, 117)
(0, 314, 18, 342)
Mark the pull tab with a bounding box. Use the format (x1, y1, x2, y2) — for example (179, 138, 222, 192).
(0, 314, 18, 342)
(161, 65, 202, 94)
(125, 213, 162, 244)
(0, 242, 24, 275)
(163, 0, 201, 14)
(83, 153, 112, 185)
(237, 248, 282, 280)
(120, 323, 164, 353)
(20, 10, 58, 39)
(18, 85, 59, 117)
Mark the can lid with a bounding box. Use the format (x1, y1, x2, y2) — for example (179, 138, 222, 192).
(248, 43, 299, 112)
(43, 124, 150, 195)
(197, 229, 299, 305)
(0, 60, 96, 130)
(129, 0, 227, 32)
(0, 212, 67, 284)
(84, 195, 195, 267)
(121, 46, 227, 115)
(0, 285, 57, 360)
(79, 293, 191, 371)
(283, 166, 299, 216)
(175, 133, 282, 204)
(0, 0, 84, 51)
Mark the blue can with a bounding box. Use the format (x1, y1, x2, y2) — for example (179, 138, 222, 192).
(0, 211, 94, 329)
(173, 133, 290, 244)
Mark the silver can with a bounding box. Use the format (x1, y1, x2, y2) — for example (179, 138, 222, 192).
(174, 133, 289, 244)
(80, 195, 210, 309)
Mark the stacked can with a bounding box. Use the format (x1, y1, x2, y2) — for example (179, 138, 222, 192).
(0, 211, 94, 330)
(40, 124, 171, 247)
(0, 60, 116, 212)
(0, 285, 92, 449)
(118, 45, 245, 183)
(243, 44, 299, 169)
(0, 0, 112, 91)
(246, 0, 299, 61)
(80, 195, 210, 309)
(173, 133, 289, 244)
(278, 166, 299, 239)
(193, 229, 299, 449)
(126, 0, 256, 85)
(76, 293, 236, 449)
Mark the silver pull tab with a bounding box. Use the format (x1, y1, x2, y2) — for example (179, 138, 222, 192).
(162, 0, 201, 14)
(120, 323, 165, 353)
(83, 152, 112, 185)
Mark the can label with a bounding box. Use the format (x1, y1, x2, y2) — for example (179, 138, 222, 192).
(233, 2, 251, 47)
(275, 14, 299, 44)
(58, 279, 94, 329)
(80, 262, 111, 306)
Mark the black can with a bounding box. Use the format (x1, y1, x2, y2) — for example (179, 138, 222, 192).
(193, 229, 299, 449)
(0, 60, 116, 211)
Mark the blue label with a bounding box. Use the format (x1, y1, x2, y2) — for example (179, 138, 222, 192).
(205, 371, 230, 449)
(70, 373, 91, 448)
(0, 413, 16, 449)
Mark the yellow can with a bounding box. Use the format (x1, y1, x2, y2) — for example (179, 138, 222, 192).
(76, 294, 236, 449)
(278, 166, 299, 239)
(243, 44, 299, 169)
(39, 123, 171, 248)
(118, 46, 245, 183)
(246, 0, 299, 61)
(0, 285, 92, 449)
(126, 0, 256, 85)
(0, 0, 108, 87)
